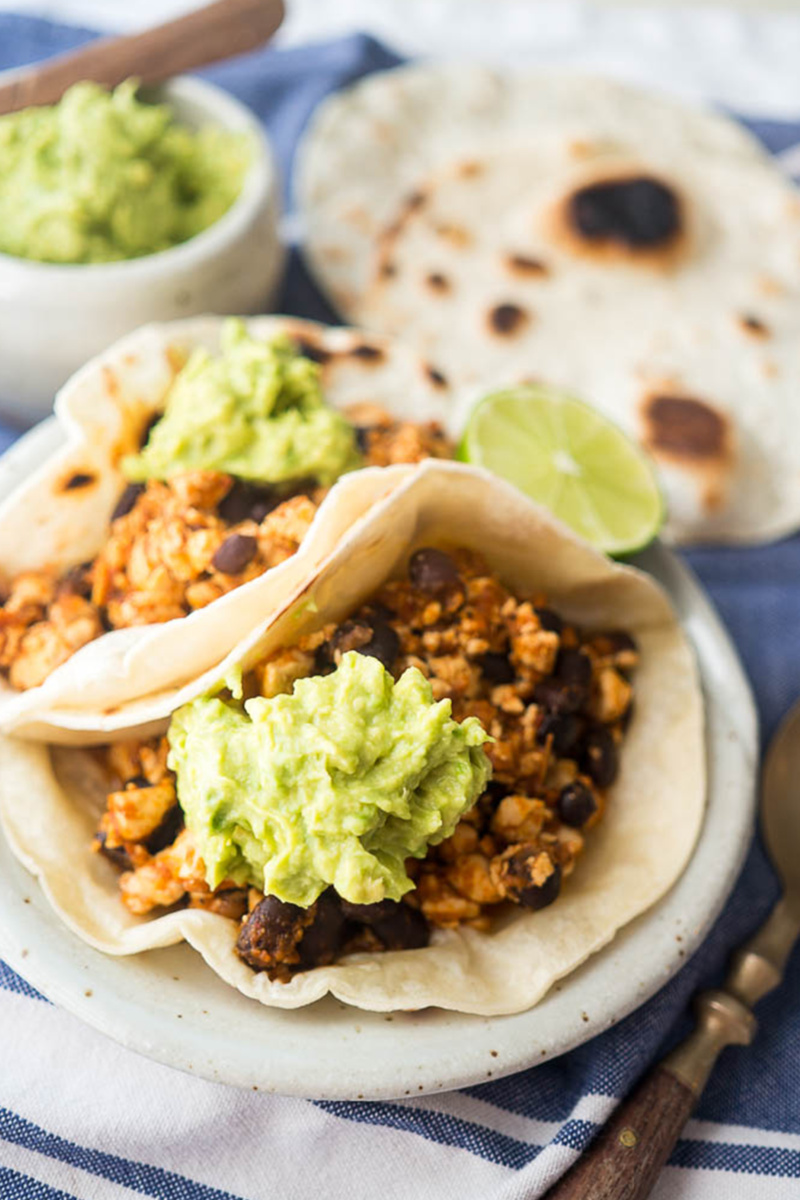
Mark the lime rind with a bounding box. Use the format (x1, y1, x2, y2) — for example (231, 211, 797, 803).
(458, 384, 665, 556)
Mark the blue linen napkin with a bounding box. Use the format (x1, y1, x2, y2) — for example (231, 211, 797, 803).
(0, 14, 799, 1200)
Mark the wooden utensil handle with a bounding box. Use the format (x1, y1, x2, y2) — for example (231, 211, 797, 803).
(0, 0, 284, 115)
(541, 1065, 695, 1200)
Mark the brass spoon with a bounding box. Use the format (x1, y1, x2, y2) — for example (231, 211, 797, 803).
(544, 699, 800, 1200)
(0, 0, 284, 116)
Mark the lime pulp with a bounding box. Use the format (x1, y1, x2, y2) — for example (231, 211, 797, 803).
(458, 385, 664, 556)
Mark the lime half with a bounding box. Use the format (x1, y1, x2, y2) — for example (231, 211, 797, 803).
(459, 385, 664, 555)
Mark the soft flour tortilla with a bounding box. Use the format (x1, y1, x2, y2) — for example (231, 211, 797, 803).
(297, 63, 800, 545)
(350, 146, 800, 544)
(0, 461, 706, 1015)
(0, 314, 453, 739)
(297, 62, 768, 313)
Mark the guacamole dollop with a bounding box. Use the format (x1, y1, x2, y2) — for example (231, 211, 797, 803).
(0, 80, 250, 264)
(168, 651, 492, 906)
(124, 319, 361, 487)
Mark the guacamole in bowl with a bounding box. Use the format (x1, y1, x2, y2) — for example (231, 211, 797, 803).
(0, 79, 252, 265)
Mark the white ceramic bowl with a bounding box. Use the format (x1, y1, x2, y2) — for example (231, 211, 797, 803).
(0, 76, 284, 425)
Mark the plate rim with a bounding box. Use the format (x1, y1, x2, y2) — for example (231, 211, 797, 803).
(0, 418, 758, 1099)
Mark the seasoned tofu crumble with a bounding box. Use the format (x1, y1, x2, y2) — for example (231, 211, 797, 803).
(0, 408, 452, 691)
(92, 547, 638, 981)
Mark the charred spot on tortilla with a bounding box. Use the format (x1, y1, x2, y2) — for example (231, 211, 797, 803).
(738, 313, 769, 338)
(348, 343, 386, 364)
(404, 189, 427, 213)
(757, 275, 784, 298)
(320, 244, 349, 264)
(426, 271, 451, 294)
(458, 160, 484, 179)
(506, 254, 549, 278)
(435, 223, 472, 249)
(425, 364, 448, 389)
(488, 303, 530, 337)
(166, 343, 189, 376)
(102, 365, 120, 399)
(551, 173, 685, 268)
(62, 471, 96, 492)
(293, 337, 332, 365)
(139, 410, 163, 449)
(379, 260, 397, 279)
(568, 139, 599, 160)
(642, 394, 732, 463)
(111, 482, 145, 522)
(568, 176, 680, 250)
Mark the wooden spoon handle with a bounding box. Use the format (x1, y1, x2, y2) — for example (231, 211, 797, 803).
(0, 0, 285, 115)
(541, 1065, 695, 1200)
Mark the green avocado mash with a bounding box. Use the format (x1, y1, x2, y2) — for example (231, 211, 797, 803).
(124, 319, 362, 487)
(167, 651, 492, 906)
(0, 80, 250, 264)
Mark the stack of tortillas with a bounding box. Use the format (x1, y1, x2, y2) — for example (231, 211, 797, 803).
(297, 63, 800, 544)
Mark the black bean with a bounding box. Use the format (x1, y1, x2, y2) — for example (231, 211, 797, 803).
(363, 601, 393, 624)
(581, 727, 619, 788)
(536, 711, 585, 755)
(520, 861, 561, 910)
(296, 890, 348, 970)
(484, 780, 510, 806)
(479, 651, 515, 685)
(555, 648, 592, 687)
(237, 895, 308, 972)
(408, 547, 461, 593)
(599, 631, 638, 655)
(500, 849, 562, 910)
(557, 782, 597, 828)
(313, 640, 335, 673)
(237, 891, 348, 974)
(534, 606, 564, 635)
(61, 561, 93, 599)
(358, 621, 400, 671)
(533, 679, 585, 716)
(212, 533, 258, 575)
(314, 620, 371, 672)
(289, 477, 320, 500)
(111, 482, 145, 522)
(329, 620, 374, 655)
(94, 830, 132, 871)
(353, 426, 372, 454)
(340, 899, 429, 951)
(332, 618, 399, 672)
(218, 481, 279, 526)
(124, 774, 152, 789)
(591, 630, 640, 675)
(144, 804, 185, 855)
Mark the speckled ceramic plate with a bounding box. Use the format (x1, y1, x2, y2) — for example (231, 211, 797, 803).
(0, 419, 758, 1099)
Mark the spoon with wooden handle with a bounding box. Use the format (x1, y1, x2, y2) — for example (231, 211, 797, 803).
(543, 698, 800, 1200)
(0, 0, 284, 115)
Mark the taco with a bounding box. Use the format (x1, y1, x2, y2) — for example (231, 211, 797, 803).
(0, 463, 705, 1015)
(0, 315, 454, 739)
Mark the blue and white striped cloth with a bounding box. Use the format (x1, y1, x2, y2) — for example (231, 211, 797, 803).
(2, 14, 800, 1199)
